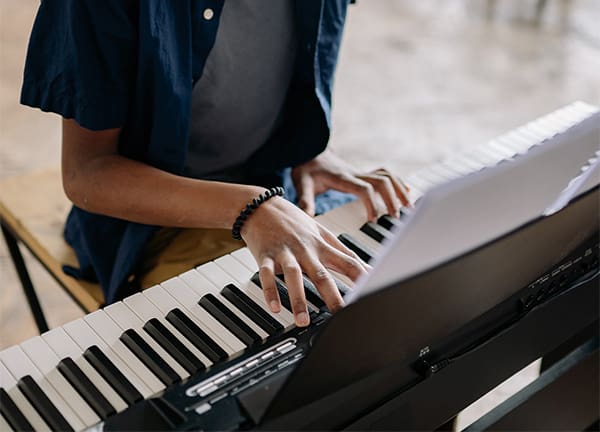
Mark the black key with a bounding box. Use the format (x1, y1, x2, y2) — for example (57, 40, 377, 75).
(377, 214, 402, 231)
(57, 357, 116, 420)
(360, 222, 393, 243)
(300, 276, 327, 310)
(84, 345, 143, 405)
(221, 284, 283, 335)
(251, 273, 293, 313)
(143, 318, 205, 374)
(337, 233, 374, 263)
(199, 294, 261, 346)
(166, 308, 228, 363)
(120, 329, 180, 386)
(17, 375, 73, 431)
(0, 387, 34, 431)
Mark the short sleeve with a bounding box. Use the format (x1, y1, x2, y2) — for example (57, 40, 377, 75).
(20, 0, 138, 131)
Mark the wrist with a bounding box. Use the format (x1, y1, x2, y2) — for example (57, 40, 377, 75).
(231, 187, 285, 240)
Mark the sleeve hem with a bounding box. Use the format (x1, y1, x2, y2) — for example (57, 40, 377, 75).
(20, 78, 128, 131)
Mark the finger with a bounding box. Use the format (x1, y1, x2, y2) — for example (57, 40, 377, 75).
(259, 256, 281, 313)
(374, 168, 412, 207)
(321, 244, 367, 282)
(278, 251, 309, 326)
(318, 225, 370, 272)
(323, 174, 378, 221)
(359, 174, 401, 217)
(301, 252, 345, 313)
(296, 173, 316, 217)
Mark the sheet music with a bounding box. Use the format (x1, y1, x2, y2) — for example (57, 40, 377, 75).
(348, 110, 600, 303)
(544, 154, 600, 216)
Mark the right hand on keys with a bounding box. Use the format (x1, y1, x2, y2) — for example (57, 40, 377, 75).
(240, 196, 369, 327)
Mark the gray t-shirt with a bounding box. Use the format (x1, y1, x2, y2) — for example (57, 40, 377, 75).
(185, 0, 297, 180)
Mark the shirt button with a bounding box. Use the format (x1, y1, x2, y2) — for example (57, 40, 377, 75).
(203, 8, 214, 20)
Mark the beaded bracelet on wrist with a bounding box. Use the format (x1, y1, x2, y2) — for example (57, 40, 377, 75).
(231, 186, 285, 240)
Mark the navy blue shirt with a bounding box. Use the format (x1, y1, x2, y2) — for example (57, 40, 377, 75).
(21, 0, 352, 303)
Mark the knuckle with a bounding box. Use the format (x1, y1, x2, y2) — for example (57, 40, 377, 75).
(259, 264, 273, 274)
(360, 182, 375, 196)
(313, 268, 332, 283)
(283, 264, 301, 277)
(343, 256, 363, 271)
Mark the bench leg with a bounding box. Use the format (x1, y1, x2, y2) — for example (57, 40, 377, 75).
(1, 222, 49, 333)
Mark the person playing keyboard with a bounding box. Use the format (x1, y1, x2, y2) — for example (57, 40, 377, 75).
(20, 0, 409, 327)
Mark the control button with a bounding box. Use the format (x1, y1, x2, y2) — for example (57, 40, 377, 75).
(195, 382, 215, 395)
(276, 342, 295, 354)
(213, 376, 228, 386)
(261, 351, 275, 361)
(203, 8, 214, 20)
(195, 403, 211, 415)
(229, 367, 244, 377)
(245, 359, 259, 369)
(199, 385, 219, 397)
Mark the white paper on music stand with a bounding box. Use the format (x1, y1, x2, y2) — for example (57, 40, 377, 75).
(348, 111, 600, 304)
(544, 155, 600, 216)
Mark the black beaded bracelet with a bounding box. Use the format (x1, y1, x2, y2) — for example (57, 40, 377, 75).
(231, 186, 285, 240)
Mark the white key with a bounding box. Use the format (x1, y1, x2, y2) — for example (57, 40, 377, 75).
(0, 361, 50, 431)
(486, 139, 518, 158)
(318, 210, 381, 253)
(466, 147, 504, 166)
(439, 160, 473, 176)
(570, 101, 599, 115)
(84, 310, 165, 394)
(525, 121, 552, 139)
(123, 293, 213, 367)
(0, 413, 12, 432)
(414, 168, 447, 186)
(406, 173, 434, 193)
(160, 278, 246, 354)
(547, 111, 578, 130)
(496, 133, 531, 153)
(42, 328, 128, 413)
(435, 163, 465, 179)
(231, 248, 256, 270)
(103, 303, 189, 380)
(428, 164, 461, 181)
(510, 129, 542, 149)
(62, 318, 153, 398)
(532, 117, 563, 136)
(516, 128, 543, 148)
(554, 106, 590, 127)
(20, 337, 99, 428)
(221, 254, 296, 327)
(319, 200, 368, 231)
(180, 267, 269, 339)
(0, 346, 85, 430)
(471, 143, 510, 163)
(214, 255, 254, 285)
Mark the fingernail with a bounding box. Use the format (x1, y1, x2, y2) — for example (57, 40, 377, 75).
(295, 311, 309, 326)
(270, 300, 280, 313)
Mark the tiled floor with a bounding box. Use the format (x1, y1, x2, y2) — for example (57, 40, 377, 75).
(1, 0, 599, 429)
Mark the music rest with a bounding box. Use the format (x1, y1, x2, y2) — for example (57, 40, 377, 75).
(261, 187, 599, 430)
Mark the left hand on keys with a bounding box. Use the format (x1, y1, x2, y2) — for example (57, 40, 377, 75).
(291, 150, 411, 220)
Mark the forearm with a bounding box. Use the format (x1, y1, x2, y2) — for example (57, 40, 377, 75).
(63, 153, 263, 229)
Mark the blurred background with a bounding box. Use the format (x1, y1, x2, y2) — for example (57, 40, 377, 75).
(1, 0, 599, 428)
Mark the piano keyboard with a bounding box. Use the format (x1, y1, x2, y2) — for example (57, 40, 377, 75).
(1, 102, 598, 431)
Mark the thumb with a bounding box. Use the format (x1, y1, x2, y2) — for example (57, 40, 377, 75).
(296, 174, 316, 216)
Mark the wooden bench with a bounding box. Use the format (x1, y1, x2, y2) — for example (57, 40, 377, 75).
(0, 169, 103, 333)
